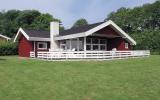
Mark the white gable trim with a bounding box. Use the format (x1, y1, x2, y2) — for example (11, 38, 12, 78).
(55, 20, 136, 45)
(14, 28, 30, 42)
(0, 34, 11, 40)
(14, 28, 50, 42)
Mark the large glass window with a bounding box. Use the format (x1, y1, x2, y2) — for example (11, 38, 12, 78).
(86, 38, 107, 51)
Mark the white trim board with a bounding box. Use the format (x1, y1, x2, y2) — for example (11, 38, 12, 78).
(55, 20, 136, 45)
(0, 34, 11, 40)
(14, 28, 30, 42)
(14, 28, 50, 42)
(14, 20, 136, 45)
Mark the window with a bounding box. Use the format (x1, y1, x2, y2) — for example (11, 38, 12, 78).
(92, 38, 99, 44)
(100, 45, 106, 50)
(86, 38, 107, 51)
(100, 39, 106, 44)
(125, 43, 129, 49)
(60, 40, 67, 50)
(86, 38, 91, 44)
(93, 45, 99, 50)
(37, 42, 47, 50)
(86, 45, 91, 50)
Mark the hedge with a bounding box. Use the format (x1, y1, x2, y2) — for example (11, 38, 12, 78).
(0, 42, 18, 56)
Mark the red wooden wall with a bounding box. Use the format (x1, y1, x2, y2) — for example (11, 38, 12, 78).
(97, 25, 132, 50)
(107, 38, 132, 51)
(18, 34, 50, 57)
(18, 35, 33, 57)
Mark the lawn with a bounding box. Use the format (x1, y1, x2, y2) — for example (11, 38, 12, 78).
(0, 56, 160, 100)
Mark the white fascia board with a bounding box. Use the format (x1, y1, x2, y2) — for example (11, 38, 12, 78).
(85, 21, 111, 36)
(85, 20, 136, 45)
(54, 32, 86, 40)
(53, 20, 136, 45)
(14, 28, 30, 42)
(0, 34, 11, 40)
(109, 21, 136, 45)
(29, 37, 50, 41)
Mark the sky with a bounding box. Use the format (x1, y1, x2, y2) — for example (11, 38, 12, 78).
(0, 0, 157, 28)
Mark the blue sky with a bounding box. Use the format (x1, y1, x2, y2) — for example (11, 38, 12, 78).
(0, 0, 156, 28)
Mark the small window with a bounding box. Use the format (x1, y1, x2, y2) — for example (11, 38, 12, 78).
(125, 43, 129, 49)
(38, 42, 47, 50)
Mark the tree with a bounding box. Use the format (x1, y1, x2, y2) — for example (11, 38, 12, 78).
(0, 10, 65, 38)
(72, 18, 88, 28)
(105, 0, 160, 53)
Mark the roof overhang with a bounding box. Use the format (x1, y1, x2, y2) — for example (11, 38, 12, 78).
(14, 28, 50, 42)
(14, 20, 136, 45)
(0, 34, 11, 40)
(55, 20, 136, 45)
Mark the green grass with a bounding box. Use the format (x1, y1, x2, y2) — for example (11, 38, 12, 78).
(0, 56, 160, 100)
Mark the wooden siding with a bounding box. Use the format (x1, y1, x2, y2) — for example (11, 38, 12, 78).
(18, 35, 33, 57)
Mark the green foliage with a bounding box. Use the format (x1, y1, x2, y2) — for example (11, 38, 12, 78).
(72, 18, 88, 28)
(106, 1, 160, 32)
(0, 10, 64, 38)
(106, 1, 160, 53)
(0, 42, 18, 56)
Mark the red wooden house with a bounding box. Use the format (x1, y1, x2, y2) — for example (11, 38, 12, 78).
(14, 20, 148, 60)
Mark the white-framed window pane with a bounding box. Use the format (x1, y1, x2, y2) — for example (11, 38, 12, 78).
(86, 38, 91, 44)
(100, 45, 106, 50)
(125, 43, 129, 49)
(93, 45, 99, 50)
(100, 39, 106, 44)
(92, 38, 99, 44)
(38, 42, 47, 49)
(86, 45, 91, 50)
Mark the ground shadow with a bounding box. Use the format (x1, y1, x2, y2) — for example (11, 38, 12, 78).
(0, 58, 6, 61)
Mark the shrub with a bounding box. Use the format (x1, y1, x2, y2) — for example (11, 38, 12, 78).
(0, 42, 18, 56)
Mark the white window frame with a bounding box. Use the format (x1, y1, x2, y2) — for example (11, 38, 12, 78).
(37, 42, 47, 50)
(86, 38, 107, 51)
(125, 42, 129, 49)
(60, 40, 67, 50)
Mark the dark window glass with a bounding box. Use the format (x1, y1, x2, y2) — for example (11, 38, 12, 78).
(39, 44, 43, 48)
(92, 38, 99, 44)
(100, 45, 106, 50)
(100, 39, 106, 44)
(93, 45, 99, 50)
(86, 38, 91, 44)
(38, 43, 47, 49)
(86, 45, 91, 50)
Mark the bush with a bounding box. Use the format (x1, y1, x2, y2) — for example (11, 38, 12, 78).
(0, 42, 18, 56)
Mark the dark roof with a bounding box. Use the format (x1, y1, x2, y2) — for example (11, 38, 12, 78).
(23, 29, 50, 38)
(59, 22, 104, 36)
(23, 22, 104, 38)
